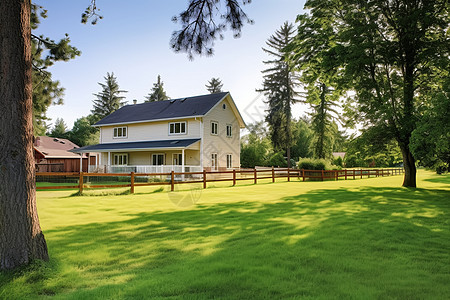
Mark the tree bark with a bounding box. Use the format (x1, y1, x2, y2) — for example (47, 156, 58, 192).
(0, 0, 49, 270)
(399, 143, 417, 188)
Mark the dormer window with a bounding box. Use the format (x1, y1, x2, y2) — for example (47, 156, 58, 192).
(169, 121, 187, 135)
(113, 126, 127, 138)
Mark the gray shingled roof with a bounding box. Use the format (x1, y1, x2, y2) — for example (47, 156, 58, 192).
(95, 92, 229, 126)
(71, 139, 201, 153)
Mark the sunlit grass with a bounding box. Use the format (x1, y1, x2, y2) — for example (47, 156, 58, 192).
(1, 170, 449, 299)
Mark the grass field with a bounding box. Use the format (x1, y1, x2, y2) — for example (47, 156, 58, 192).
(1, 170, 449, 299)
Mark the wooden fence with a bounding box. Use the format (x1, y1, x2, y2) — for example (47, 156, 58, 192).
(36, 167, 405, 194)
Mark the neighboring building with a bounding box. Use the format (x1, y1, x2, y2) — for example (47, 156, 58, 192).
(332, 152, 346, 159)
(73, 92, 246, 173)
(34, 136, 94, 172)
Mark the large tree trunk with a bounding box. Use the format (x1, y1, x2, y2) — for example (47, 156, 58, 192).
(399, 143, 417, 188)
(0, 0, 48, 270)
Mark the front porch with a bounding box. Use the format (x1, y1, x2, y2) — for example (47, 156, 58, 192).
(72, 138, 203, 174)
(88, 164, 203, 174)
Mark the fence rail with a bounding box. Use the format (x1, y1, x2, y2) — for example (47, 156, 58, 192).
(36, 167, 405, 194)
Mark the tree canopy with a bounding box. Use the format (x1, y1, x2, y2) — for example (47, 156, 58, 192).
(292, 0, 449, 187)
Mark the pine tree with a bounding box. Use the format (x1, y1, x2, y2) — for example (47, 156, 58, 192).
(49, 118, 67, 138)
(259, 22, 300, 167)
(145, 75, 169, 102)
(205, 77, 223, 93)
(91, 72, 127, 120)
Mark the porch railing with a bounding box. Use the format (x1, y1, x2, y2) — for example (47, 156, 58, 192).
(88, 165, 202, 174)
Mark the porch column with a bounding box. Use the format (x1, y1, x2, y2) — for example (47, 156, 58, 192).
(108, 152, 111, 173)
(182, 148, 185, 180)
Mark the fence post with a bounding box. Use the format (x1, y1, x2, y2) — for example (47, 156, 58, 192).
(353, 169, 355, 180)
(287, 168, 290, 182)
(171, 171, 175, 191)
(360, 169, 363, 179)
(335, 170, 338, 181)
(233, 169, 236, 186)
(254, 168, 257, 184)
(272, 166, 275, 183)
(79, 171, 84, 194)
(203, 170, 207, 189)
(130, 172, 135, 194)
(302, 169, 305, 182)
(321, 169, 324, 181)
(345, 169, 347, 180)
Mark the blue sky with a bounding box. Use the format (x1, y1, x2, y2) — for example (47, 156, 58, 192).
(35, 0, 308, 129)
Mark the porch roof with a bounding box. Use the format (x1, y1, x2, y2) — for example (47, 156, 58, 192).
(70, 139, 200, 153)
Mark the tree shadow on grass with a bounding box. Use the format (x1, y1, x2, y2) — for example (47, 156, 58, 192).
(1, 187, 449, 299)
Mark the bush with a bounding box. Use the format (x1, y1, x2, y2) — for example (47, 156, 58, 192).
(266, 152, 288, 168)
(298, 158, 334, 170)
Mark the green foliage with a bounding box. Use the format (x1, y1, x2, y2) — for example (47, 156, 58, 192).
(410, 78, 450, 173)
(266, 152, 288, 168)
(293, 0, 449, 187)
(259, 22, 300, 166)
(345, 129, 403, 168)
(67, 115, 99, 147)
(298, 158, 333, 170)
(290, 118, 314, 160)
(91, 72, 127, 120)
(205, 77, 223, 93)
(145, 75, 169, 102)
(31, 4, 80, 135)
(48, 118, 67, 138)
(333, 156, 343, 168)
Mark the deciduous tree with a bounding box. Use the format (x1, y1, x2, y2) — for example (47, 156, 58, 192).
(293, 0, 449, 187)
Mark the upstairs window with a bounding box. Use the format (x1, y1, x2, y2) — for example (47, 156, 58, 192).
(226, 124, 232, 137)
(169, 122, 187, 135)
(113, 127, 127, 138)
(211, 121, 218, 135)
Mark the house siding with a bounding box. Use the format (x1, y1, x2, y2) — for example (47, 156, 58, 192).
(202, 96, 241, 170)
(100, 118, 201, 143)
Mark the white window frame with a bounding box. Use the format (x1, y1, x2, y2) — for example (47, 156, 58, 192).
(211, 153, 218, 170)
(168, 121, 187, 135)
(113, 126, 128, 139)
(226, 154, 232, 169)
(226, 124, 232, 137)
(152, 153, 165, 166)
(211, 121, 218, 135)
(113, 153, 128, 166)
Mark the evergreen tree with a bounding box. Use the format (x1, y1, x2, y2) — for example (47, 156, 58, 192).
(145, 75, 169, 102)
(49, 118, 67, 138)
(205, 77, 223, 93)
(259, 22, 300, 167)
(308, 83, 340, 159)
(31, 4, 80, 135)
(91, 72, 127, 120)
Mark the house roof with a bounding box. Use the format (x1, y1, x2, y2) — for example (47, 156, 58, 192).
(71, 138, 201, 153)
(34, 136, 87, 158)
(94, 92, 245, 128)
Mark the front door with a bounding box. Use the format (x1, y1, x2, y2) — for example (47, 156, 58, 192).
(172, 153, 182, 165)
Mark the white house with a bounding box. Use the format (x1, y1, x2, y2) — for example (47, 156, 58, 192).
(73, 92, 246, 173)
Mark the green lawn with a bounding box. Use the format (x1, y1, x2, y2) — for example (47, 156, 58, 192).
(1, 170, 449, 299)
